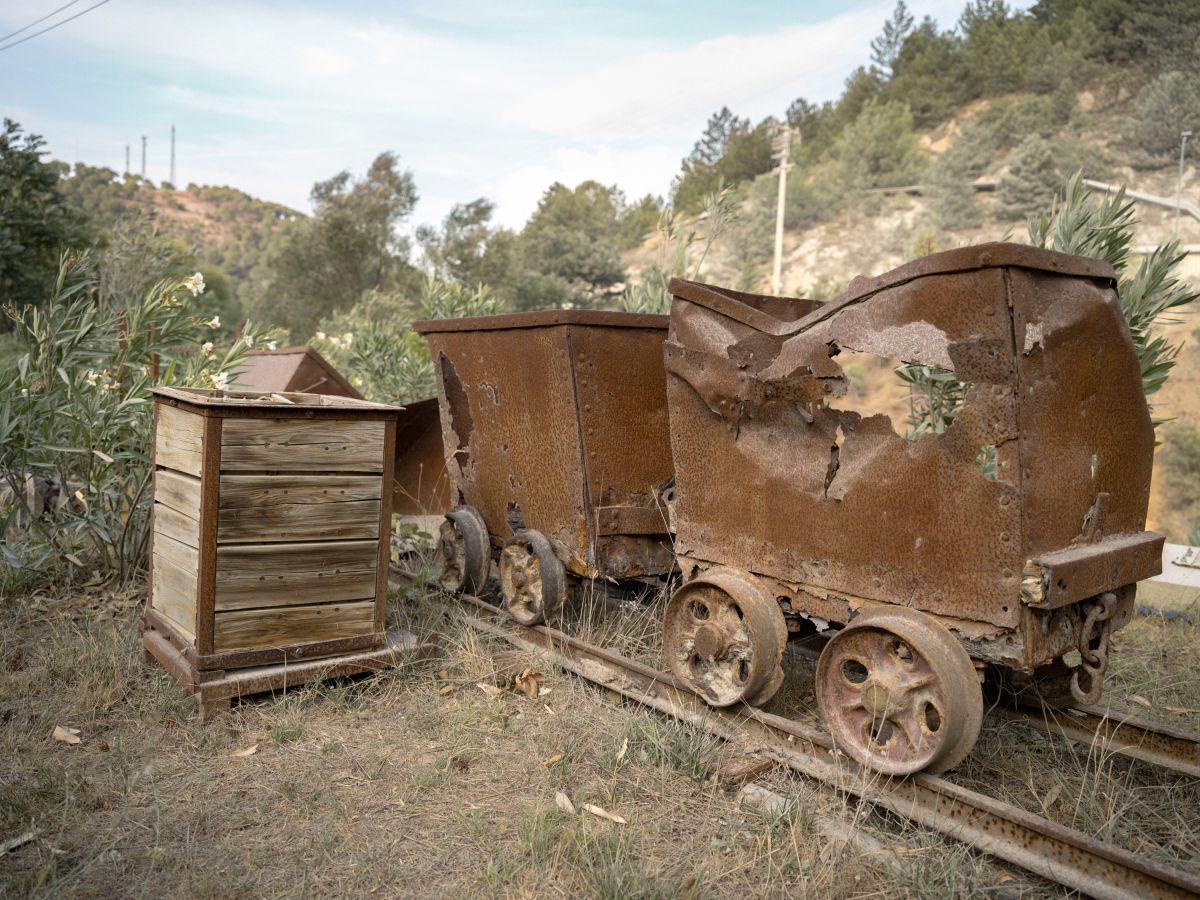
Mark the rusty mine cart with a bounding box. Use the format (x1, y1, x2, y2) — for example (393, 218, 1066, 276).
(414, 242, 1164, 776)
(663, 243, 1163, 775)
(413, 309, 676, 625)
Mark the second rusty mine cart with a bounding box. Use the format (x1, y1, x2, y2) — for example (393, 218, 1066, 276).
(413, 310, 676, 624)
(661, 243, 1164, 775)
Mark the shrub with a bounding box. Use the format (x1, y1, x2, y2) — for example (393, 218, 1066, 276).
(1128, 70, 1200, 168)
(0, 254, 279, 587)
(999, 134, 1061, 218)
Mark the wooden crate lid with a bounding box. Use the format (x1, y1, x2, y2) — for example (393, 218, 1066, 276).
(152, 386, 401, 417)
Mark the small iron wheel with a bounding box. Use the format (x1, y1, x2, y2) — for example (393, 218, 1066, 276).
(663, 568, 787, 708)
(500, 529, 566, 625)
(434, 506, 490, 595)
(816, 607, 983, 776)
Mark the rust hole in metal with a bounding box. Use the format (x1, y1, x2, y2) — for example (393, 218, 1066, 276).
(924, 703, 942, 733)
(692, 601, 709, 621)
(439, 353, 474, 452)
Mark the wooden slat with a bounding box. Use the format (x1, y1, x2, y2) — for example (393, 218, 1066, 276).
(214, 599, 375, 651)
(214, 540, 378, 610)
(155, 530, 199, 575)
(155, 402, 205, 477)
(217, 474, 381, 508)
(151, 552, 197, 644)
(155, 468, 201, 518)
(217, 499, 380, 543)
(219, 418, 385, 473)
(153, 501, 200, 548)
(196, 415, 222, 656)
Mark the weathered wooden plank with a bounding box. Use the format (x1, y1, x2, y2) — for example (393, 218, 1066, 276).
(154, 501, 200, 548)
(220, 418, 385, 473)
(155, 403, 205, 477)
(155, 468, 202, 518)
(217, 499, 380, 543)
(214, 540, 378, 610)
(151, 552, 197, 644)
(214, 599, 375, 651)
(217, 474, 382, 509)
(155, 530, 199, 576)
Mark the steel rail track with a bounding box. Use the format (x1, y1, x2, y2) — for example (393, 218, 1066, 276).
(787, 635, 1200, 779)
(427, 589, 1200, 900)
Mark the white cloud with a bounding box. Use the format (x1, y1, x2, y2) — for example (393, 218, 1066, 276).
(0, 0, 1003, 230)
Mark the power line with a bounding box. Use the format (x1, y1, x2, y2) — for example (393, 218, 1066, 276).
(0, 0, 82, 43)
(0, 0, 111, 53)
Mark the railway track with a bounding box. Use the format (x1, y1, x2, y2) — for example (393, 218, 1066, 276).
(412, 583, 1200, 899)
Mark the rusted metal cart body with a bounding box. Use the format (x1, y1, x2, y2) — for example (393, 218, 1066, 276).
(662, 243, 1164, 774)
(413, 310, 675, 619)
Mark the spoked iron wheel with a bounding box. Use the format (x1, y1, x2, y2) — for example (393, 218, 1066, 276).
(499, 529, 566, 625)
(816, 607, 983, 776)
(663, 568, 787, 708)
(433, 506, 490, 595)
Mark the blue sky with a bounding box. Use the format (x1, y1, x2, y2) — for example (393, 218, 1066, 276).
(1, 0, 1005, 232)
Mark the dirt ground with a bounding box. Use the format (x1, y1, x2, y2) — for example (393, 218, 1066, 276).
(1, 579, 1198, 899)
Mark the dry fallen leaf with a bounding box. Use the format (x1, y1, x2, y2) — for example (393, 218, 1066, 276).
(616, 737, 629, 762)
(555, 791, 576, 816)
(439, 684, 458, 696)
(230, 744, 259, 758)
(1165, 704, 1200, 715)
(1129, 695, 1152, 708)
(583, 803, 627, 825)
(476, 682, 505, 700)
(1041, 782, 1062, 811)
(515, 667, 543, 700)
(542, 752, 565, 768)
(52, 725, 81, 745)
(0, 830, 36, 855)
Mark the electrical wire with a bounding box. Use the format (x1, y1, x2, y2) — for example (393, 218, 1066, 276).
(0, 0, 111, 53)
(0, 0, 82, 43)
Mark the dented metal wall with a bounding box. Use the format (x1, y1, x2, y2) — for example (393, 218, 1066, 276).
(665, 244, 1156, 643)
(414, 310, 673, 578)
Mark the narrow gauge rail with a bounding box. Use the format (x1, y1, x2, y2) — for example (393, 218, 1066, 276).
(404, 575, 1200, 900)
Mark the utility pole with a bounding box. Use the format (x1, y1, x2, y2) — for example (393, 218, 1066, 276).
(771, 124, 794, 295)
(1176, 130, 1192, 241)
(140, 135, 146, 179)
(124, 143, 129, 176)
(170, 124, 176, 186)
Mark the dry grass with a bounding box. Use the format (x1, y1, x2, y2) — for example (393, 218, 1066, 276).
(1, 582, 1197, 898)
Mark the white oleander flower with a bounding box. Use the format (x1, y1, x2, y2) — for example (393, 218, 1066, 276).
(207, 315, 220, 329)
(85, 370, 101, 386)
(184, 272, 206, 296)
(267, 340, 277, 351)
(201, 341, 214, 356)
(315, 331, 326, 341)
(210, 371, 229, 390)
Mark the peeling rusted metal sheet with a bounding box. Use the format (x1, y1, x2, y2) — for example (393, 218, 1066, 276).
(666, 243, 1161, 667)
(414, 310, 674, 580)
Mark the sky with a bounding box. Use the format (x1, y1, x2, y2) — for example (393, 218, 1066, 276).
(0, 0, 1006, 232)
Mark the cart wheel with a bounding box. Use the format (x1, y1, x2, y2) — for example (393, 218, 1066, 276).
(663, 568, 787, 708)
(500, 530, 565, 625)
(816, 607, 982, 776)
(434, 506, 490, 595)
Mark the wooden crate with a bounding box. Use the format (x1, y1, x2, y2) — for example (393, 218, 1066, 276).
(145, 387, 400, 672)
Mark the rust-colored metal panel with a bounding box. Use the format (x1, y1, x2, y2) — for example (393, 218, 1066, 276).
(1008, 267, 1156, 558)
(667, 266, 1024, 628)
(392, 398, 452, 516)
(415, 313, 673, 579)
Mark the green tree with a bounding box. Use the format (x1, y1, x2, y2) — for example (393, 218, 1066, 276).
(1128, 71, 1200, 167)
(516, 180, 627, 309)
(672, 108, 774, 212)
(870, 1, 915, 75)
(834, 99, 923, 190)
(999, 134, 1060, 218)
(885, 19, 970, 128)
(925, 144, 982, 229)
(262, 152, 419, 339)
(0, 120, 86, 318)
(416, 198, 520, 297)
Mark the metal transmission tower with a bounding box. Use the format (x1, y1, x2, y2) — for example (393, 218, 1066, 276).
(170, 124, 176, 186)
(770, 124, 795, 295)
(124, 143, 129, 176)
(140, 135, 146, 179)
